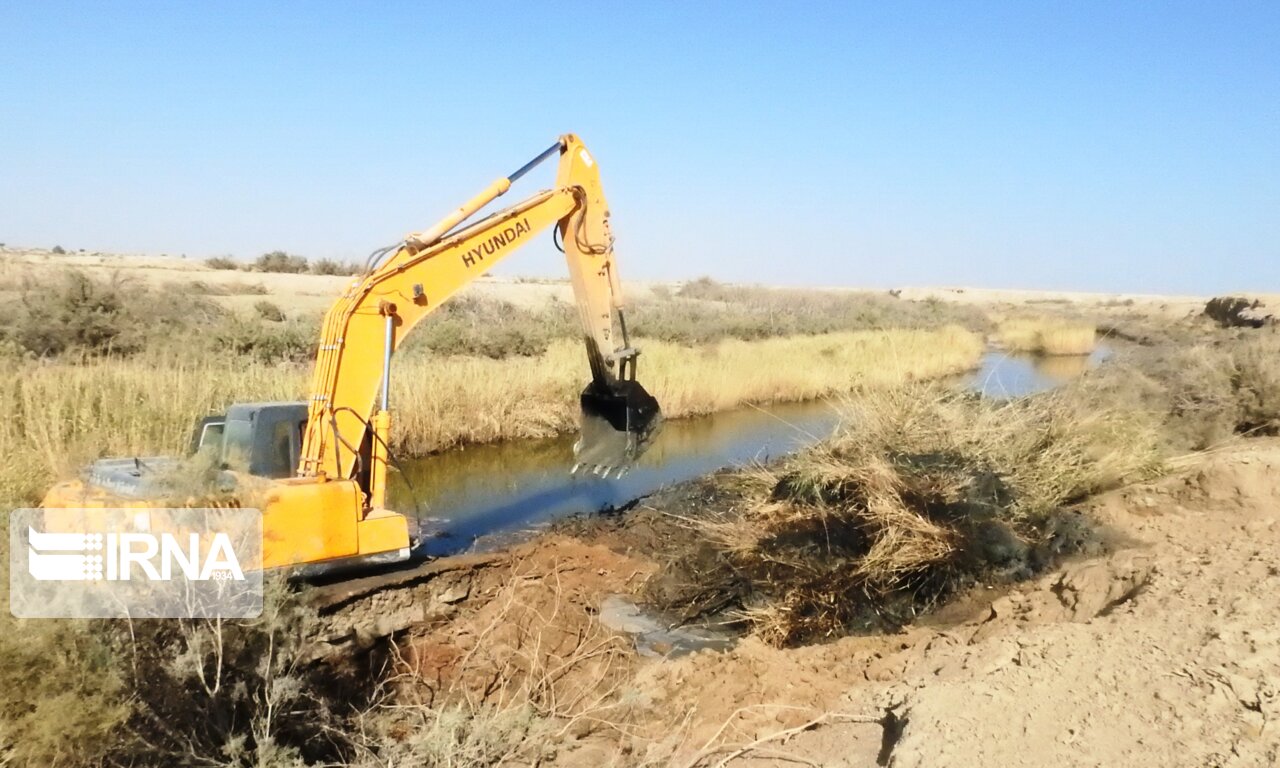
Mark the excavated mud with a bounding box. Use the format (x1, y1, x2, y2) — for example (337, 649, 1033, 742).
(553, 472, 1113, 642)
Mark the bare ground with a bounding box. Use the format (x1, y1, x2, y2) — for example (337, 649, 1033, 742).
(310, 438, 1279, 766)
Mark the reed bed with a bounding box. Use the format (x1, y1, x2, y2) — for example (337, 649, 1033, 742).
(998, 317, 1097, 356)
(0, 326, 983, 503)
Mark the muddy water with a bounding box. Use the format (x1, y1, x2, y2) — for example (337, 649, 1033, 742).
(394, 347, 1108, 555)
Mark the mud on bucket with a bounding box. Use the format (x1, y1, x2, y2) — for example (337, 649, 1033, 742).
(574, 379, 663, 476)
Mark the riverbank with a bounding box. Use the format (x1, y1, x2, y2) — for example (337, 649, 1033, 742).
(0, 326, 983, 505)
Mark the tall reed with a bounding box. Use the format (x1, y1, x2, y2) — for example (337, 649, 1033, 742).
(0, 326, 983, 502)
(998, 318, 1096, 356)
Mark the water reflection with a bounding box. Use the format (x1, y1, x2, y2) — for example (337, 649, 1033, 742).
(967, 346, 1109, 400)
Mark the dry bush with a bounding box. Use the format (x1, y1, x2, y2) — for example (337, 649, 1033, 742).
(692, 382, 1162, 646)
(638, 277, 990, 343)
(204, 256, 239, 270)
(401, 295, 577, 359)
(309, 258, 361, 276)
(255, 300, 286, 322)
(213, 316, 317, 362)
(116, 579, 355, 767)
(998, 317, 1096, 356)
(1085, 332, 1280, 451)
(184, 279, 269, 296)
(1231, 334, 1280, 433)
(348, 565, 633, 767)
(0, 269, 227, 359)
(0, 614, 131, 766)
(251, 251, 309, 274)
(1204, 296, 1273, 328)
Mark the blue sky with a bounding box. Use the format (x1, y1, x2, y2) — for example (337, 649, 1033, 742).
(1, 1, 1276, 293)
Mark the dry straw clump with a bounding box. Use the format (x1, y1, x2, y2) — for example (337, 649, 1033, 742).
(696, 382, 1162, 647)
(998, 317, 1097, 356)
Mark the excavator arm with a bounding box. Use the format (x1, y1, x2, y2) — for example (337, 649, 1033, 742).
(298, 135, 662, 510)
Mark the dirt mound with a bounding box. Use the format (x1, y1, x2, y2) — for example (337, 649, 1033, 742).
(630, 440, 1280, 766)
(1205, 296, 1274, 328)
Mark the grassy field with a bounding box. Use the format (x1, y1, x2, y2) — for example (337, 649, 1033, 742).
(0, 256, 990, 505)
(0, 327, 983, 504)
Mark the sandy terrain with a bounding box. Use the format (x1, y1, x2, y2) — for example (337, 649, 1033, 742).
(0, 247, 663, 314)
(7, 247, 1274, 320)
(648, 440, 1279, 767)
(308, 438, 1279, 766)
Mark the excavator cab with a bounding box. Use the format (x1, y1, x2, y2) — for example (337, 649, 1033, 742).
(192, 402, 310, 479)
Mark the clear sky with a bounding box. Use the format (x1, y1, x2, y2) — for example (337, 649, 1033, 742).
(1, 1, 1277, 293)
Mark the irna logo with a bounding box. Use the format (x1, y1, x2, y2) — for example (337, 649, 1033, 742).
(27, 528, 245, 582)
(9, 508, 263, 619)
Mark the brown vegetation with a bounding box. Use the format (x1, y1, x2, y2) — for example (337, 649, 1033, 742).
(12, 264, 1278, 766)
(1204, 295, 1273, 328)
(679, 381, 1160, 646)
(998, 317, 1097, 355)
(649, 329, 1280, 647)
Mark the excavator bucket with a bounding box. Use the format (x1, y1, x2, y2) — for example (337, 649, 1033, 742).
(574, 378, 663, 476)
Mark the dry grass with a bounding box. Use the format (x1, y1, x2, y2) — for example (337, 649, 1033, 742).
(998, 317, 1097, 355)
(0, 327, 983, 504)
(1078, 331, 1280, 451)
(349, 563, 632, 767)
(692, 381, 1164, 646)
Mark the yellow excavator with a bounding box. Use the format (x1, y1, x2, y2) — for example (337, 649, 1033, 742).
(41, 134, 662, 572)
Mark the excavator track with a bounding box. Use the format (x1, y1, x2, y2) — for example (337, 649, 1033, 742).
(302, 552, 507, 656)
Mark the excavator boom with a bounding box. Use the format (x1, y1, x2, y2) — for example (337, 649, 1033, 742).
(299, 134, 662, 506)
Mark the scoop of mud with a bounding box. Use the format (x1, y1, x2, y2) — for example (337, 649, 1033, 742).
(575, 378, 663, 472)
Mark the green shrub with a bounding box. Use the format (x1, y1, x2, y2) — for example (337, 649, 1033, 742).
(0, 270, 229, 359)
(7, 271, 138, 356)
(0, 616, 131, 766)
(213, 316, 316, 362)
(51, 245, 66, 255)
(403, 295, 576, 359)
